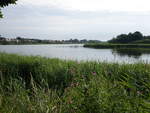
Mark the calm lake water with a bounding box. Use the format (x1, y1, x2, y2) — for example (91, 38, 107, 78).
(0, 44, 150, 63)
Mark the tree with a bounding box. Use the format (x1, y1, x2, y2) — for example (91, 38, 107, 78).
(132, 31, 143, 41)
(108, 31, 144, 43)
(0, 0, 17, 18)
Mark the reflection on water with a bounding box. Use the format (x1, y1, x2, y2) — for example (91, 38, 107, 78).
(112, 48, 150, 58)
(1, 44, 150, 63)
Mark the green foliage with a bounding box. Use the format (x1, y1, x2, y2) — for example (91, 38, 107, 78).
(133, 39, 150, 44)
(0, 9, 2, 17)
(108, 31, 144, 43)
(0, 0, 17, 18)
(1, 53, 150, 112)
(0, 0, 17, 7)
(84, 43, 150, 49)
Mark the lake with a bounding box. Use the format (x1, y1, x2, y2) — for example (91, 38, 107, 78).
(0, 44, 150, 63)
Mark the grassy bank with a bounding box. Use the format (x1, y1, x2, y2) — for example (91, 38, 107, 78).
(84, 43, 150, 49)
(112, 48, 150, 57)
(1, 53, 150, 113)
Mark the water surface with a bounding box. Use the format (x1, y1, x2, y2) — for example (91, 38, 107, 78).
(0, 44, 150, 63)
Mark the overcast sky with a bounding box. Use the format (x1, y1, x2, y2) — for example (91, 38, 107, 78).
(0, 0, 150, 41)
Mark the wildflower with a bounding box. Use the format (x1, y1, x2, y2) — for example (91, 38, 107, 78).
(127, 88, 131, 92)
(92, 72, 96, 75)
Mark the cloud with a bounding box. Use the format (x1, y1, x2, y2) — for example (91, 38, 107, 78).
(19, 0, 150, 12)
(0, 0, 150, 40)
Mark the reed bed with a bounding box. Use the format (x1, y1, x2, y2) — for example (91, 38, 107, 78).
(0, 53, 150, 113)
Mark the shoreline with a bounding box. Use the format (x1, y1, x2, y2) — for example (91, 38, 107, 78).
(84, 43, 150, 49)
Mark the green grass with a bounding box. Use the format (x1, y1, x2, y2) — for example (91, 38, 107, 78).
(1, 53, 150, 113)
(132, 39, 150, 44)
(84, 43, 150, 49)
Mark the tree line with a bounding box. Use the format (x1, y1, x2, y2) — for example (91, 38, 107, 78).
(108, 31, 150, 43)
(0, 36, 101, 45)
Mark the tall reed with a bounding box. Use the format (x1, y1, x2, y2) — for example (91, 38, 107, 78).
(0, 53, 150, 113)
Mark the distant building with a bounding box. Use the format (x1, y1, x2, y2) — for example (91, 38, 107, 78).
(5, 38, 12, 41)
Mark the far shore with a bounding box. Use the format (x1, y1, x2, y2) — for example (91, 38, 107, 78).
(84, 43, 150, 49)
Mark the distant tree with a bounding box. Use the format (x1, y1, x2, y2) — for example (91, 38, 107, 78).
(132, 31, 143, 41)
(144, 36, 150, 39)
(16, 37, 22, 40)
(108, 31, 144, 43)
(0, 0, 17, 18)
(80, 39, 87, 43)
(72, 39, 79, 43)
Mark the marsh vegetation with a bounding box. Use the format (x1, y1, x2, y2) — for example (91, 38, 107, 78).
(1, 53, 150, 113)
